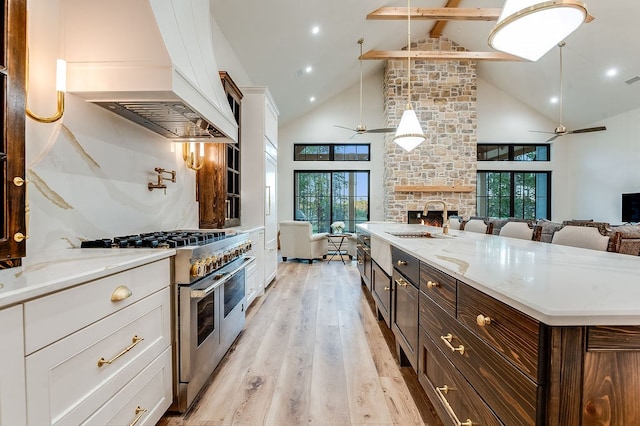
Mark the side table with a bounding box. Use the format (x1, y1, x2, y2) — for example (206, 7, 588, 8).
(327, 233, 352, 264)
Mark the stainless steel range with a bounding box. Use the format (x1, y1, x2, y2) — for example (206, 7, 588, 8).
(81, 230, 255, 413)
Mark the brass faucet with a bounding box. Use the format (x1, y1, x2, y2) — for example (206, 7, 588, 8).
(148, 167, 176, 194)
(422, 200, 449, 234)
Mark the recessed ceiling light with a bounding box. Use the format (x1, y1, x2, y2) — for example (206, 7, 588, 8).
(311, 26, 320, 35)
(310, 96, 316, 102)
(305, 66, 313, 73)
(606, 68, 618, 77)
(550, 96, 559, 104)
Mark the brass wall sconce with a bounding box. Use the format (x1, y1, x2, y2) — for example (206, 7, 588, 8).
(182, 142, 205, 171)
(148, 167, 176, 194)
(26, 58, 66, 123)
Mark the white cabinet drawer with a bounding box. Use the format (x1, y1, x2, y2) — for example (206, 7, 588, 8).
(24, 259, 170, 354)
(26, 287, 171, 426)
(81, 347, 172, 426)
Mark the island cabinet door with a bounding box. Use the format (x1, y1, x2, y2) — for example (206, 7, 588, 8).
(371, 260, 391, 327)
(392, 269, 419, 371)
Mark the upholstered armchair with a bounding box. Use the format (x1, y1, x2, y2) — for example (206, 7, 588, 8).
(279, 221, 328, 263)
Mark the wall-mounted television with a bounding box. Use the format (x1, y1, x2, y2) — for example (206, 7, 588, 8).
(622, 193, 640, 223)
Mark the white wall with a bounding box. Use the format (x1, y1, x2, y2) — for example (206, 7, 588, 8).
(564, 108, 640, 224)
(278, 73, 387, 224)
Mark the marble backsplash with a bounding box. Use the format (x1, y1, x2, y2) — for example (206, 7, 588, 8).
(26, 95, 199, 256)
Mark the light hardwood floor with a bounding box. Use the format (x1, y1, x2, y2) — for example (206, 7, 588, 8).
(158, 258, 440, 426)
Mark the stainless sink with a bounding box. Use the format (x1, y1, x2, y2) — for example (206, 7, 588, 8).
(386, 231, 457, 239)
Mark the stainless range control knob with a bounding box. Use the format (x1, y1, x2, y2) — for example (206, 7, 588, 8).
(190, 261, 205, 277)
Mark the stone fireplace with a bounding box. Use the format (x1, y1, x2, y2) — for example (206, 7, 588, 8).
(383, 37, 477, 222)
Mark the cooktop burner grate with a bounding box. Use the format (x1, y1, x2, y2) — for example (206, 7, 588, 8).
(80, 230, 228, 249)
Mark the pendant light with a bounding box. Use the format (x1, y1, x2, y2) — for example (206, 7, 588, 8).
(393, 0, 425, 152)
(488, 0, 588, 61)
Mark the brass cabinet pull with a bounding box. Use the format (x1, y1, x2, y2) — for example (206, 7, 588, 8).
(129, 406, 148, 426)
(435, 385, 473, 426)
(476, 314, 492, 327)
(384, 286, 391, 291)
(98, 335, 144, 367)
(440, 333, 465, 355)
(397, 260, 408, 266)
(111, 285, 133, 302)
(395, 278, 408, 287)
(13, 232, 28, 242)
(427, 280, 440, 289)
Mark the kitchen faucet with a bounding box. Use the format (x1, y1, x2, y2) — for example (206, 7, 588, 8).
(422, 200, 449, 234)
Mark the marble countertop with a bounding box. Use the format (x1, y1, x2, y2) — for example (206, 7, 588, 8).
(0, 248, 175, 309)
(359, 222, 640, 326)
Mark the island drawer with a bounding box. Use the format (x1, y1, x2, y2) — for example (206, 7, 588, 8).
(587, 326, 640, 350)
(457, 282, 542, 382)
(24, 259, 169, 354)
(391, 246, 420, 285)
(419, 328, 502, 426)
(419, 262, 456, 316)
(421, 295, 538, 425)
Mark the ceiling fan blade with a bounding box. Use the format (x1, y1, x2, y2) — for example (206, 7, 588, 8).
(546, 134, 561, 142)
(567, 126, 607, 134)
(529, 130, 556, 135)
(334, 125, 357, 132)
(366, 127, 396, 133)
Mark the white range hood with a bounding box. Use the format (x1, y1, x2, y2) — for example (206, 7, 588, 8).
(61, 0, 238, 142)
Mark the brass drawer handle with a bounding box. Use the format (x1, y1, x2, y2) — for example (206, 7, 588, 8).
(395, 278, 408, 287)
(427, 280, 440, 289)
(435, 385, 473, 426)
(111, 285, 133, 302)
(98, 335, 144, 367)
(397, 260, 408, 266)
(129, 406, 148, 426)
(440, 333, 465, 355)
(476, 314, 492, 327)
(384, 286, 391, 291)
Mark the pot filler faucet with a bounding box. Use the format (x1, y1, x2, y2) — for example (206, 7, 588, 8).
(423, 200, 449, 234)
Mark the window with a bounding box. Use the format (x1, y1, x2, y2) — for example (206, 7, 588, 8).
(477, 171, 551, 219)
(294, 171, 370, 233)
(294, 144, 370, 161)
(478, 144, 549, 161)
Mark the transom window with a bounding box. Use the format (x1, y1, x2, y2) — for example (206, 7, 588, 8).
(294, 144, 370, 161)
(477, 144, 550, 161)
(294, 171, 370, 233)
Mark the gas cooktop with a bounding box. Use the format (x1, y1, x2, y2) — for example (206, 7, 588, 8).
(80, 230, 229, 249)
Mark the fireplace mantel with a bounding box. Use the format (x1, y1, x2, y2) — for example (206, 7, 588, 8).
(394, 185, 475, 193)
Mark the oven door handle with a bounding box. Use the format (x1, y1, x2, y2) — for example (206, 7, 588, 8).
(190, 256, 255, 299)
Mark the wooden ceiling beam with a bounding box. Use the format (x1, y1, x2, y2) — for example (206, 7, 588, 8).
(367, 7, 501, 21)
(361, 50, 526, 62)
(431, 0, 461, 38)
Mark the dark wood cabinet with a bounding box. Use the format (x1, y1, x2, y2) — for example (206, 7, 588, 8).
(197, 72, 242, 229)
(0, 0, 26, 264)
(392, 247, 420, 372)
(356, 231, 371, 290)
(371, 260, 391, 327)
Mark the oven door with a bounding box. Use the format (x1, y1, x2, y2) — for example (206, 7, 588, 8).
(220, 257, 255, 352)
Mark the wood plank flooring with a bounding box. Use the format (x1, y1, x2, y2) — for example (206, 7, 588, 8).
(158, 259, 440, 426)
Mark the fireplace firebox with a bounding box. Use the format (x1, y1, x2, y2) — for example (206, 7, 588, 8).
(407, 210, 458, 227)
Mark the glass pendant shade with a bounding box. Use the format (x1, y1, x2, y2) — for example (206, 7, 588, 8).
(393, 106, 425, 152)
(488, 0, 588, 61)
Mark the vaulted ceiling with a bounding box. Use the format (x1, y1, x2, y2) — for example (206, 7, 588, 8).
(211, 0, 640, 130)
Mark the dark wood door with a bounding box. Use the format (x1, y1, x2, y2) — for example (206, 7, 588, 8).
(0, 0, 26, 265)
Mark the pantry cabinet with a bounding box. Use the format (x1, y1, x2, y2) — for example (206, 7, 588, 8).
(240, 86, 279, 287)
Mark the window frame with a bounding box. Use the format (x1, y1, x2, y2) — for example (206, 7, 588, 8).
(293, 143, 371, 162)
(477, 143, 550, 162)
(293, 169, 371, 233)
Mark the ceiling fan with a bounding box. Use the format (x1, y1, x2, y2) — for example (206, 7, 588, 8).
(334, 38, 396, 137)
(530, 41, 606, 142)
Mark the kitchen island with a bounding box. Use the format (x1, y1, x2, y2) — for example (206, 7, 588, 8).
(358, 222, 640, 425)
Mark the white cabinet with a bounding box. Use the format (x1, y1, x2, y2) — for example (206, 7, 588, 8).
(23, 259, 172, 426)
(241, 86, 279, 288)
(0, 305, 27, 426)
(245, 228, 265, 306)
